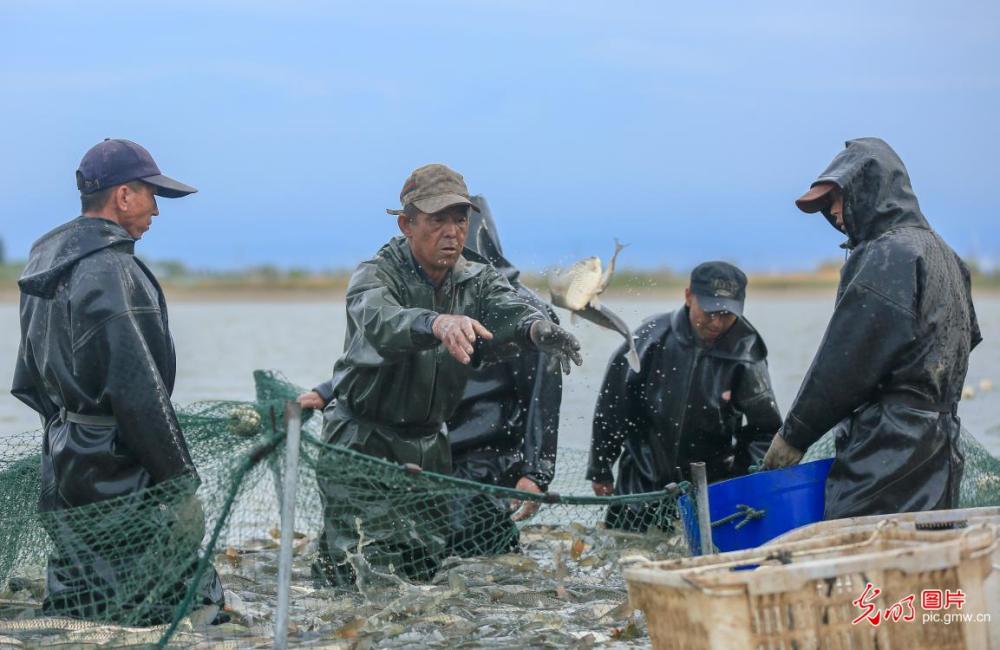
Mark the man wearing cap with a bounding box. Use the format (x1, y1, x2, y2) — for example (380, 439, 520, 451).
(305, 163, 582, 585)
(11, 139, 224, 623)
(301, 195, 564, 555)
(764, 138, 980, 519)
(587, 262, 782, 531)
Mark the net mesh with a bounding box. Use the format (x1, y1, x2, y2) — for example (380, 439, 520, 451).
(0, 371, 687, 647)
(2, 371, 998, 646)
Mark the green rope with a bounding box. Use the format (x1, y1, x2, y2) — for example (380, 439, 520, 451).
(711, 504, 766, 530)
(301, 433, 690, 507)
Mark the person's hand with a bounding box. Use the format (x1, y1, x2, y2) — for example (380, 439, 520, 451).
(510, 477, 542, 522)
(763, 432, 804, 469)
(530, 321, 583, 374)
(297, 391, 327, 410)
(433, 315, 494, 364)
(592, 481, 614, 497)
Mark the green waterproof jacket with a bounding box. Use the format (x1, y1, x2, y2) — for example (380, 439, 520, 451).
(328, 235, 544, 429)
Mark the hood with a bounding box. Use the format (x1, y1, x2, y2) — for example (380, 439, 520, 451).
(810, 138, 930, 249)
(18, 216, 134, 298)
(465, 195, 519, 282)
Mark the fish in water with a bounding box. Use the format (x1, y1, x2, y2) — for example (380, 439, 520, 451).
(548, 239, 641, 372)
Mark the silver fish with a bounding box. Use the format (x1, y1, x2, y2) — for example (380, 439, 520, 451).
(548, 239, 640, 372)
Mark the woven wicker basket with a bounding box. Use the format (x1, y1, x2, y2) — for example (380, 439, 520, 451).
(767, 507, 1000, 545)
(625, 524, 998, 650)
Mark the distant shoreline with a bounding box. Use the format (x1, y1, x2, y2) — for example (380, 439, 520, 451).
(0, 285, 845, 304)
(0, 283, 893, 304)
(2, 274, 999, 304)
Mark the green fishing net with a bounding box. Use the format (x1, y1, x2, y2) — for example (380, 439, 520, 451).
(0, 371, 687, 647)
(801, 424, 1000, 508)
(3, 369, 998, 647)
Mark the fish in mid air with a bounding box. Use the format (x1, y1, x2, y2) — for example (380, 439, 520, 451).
(548, 239, 640, 372)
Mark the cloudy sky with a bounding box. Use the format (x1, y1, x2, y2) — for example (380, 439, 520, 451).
(1, 0, 997, 272)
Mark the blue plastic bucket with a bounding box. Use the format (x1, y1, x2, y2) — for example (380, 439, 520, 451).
(679, 458, 834, 554)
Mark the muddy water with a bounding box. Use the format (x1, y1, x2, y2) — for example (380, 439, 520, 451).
(3, 294, 999, 453)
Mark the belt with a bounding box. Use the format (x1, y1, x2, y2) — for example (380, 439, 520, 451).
(452, 444, 523, 461)
(59, 406, 116, 427)
(881, 392, 957, 415)
(333, 402, 444, 438)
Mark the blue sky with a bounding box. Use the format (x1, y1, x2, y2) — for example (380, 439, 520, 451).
(0, 0, 997, 272)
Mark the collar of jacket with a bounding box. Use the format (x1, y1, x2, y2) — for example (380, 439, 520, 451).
(386, 235, 488, 287)
(18, 216, 135, 298)
(644, 307, 767, 363)
(462, 242, 520, 283)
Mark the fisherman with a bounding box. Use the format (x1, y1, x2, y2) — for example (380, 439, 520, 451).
(587, 262, 782, 532)
(302, 164, 582, 585)
(11, 139, 224, 623)
(763, 138, 980, 519)
(445, 196, 563, 555)
(302, 196, 564, 556)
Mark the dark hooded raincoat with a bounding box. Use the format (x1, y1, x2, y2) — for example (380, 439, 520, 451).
(314, 234, 545, 584)
(11, 216, 222, 623)
(780, 138, 980, 520)
(444, 197, 563, 555)
(587, 308, 782, 531)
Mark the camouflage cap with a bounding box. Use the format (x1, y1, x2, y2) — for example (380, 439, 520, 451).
(385, 163, 481, 216)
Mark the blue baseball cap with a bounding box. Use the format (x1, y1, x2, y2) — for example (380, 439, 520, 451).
(690, 261, 747, 315)
(76, 138, 197, 198)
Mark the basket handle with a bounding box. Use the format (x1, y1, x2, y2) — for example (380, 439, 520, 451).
(960, 523, 1000, 559)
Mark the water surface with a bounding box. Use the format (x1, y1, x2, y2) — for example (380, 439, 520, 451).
(2, 294, 998, 454)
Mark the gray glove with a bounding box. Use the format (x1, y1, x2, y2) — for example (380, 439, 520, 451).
(530, 321, 583, 375)
(762, 432, 804, 469)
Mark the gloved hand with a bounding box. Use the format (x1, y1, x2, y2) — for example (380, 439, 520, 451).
(762, 432, 804, 469)
(529, 320, 583, 375)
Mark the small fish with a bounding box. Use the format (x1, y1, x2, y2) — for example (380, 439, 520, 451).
(598, 599, 634, 622)
(186, 604, 220, 628)
(610, 615, 640, 641)
(333, 616, 365, 639)
(548, 239, 640, 372)
(0, 618, 107, 633)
